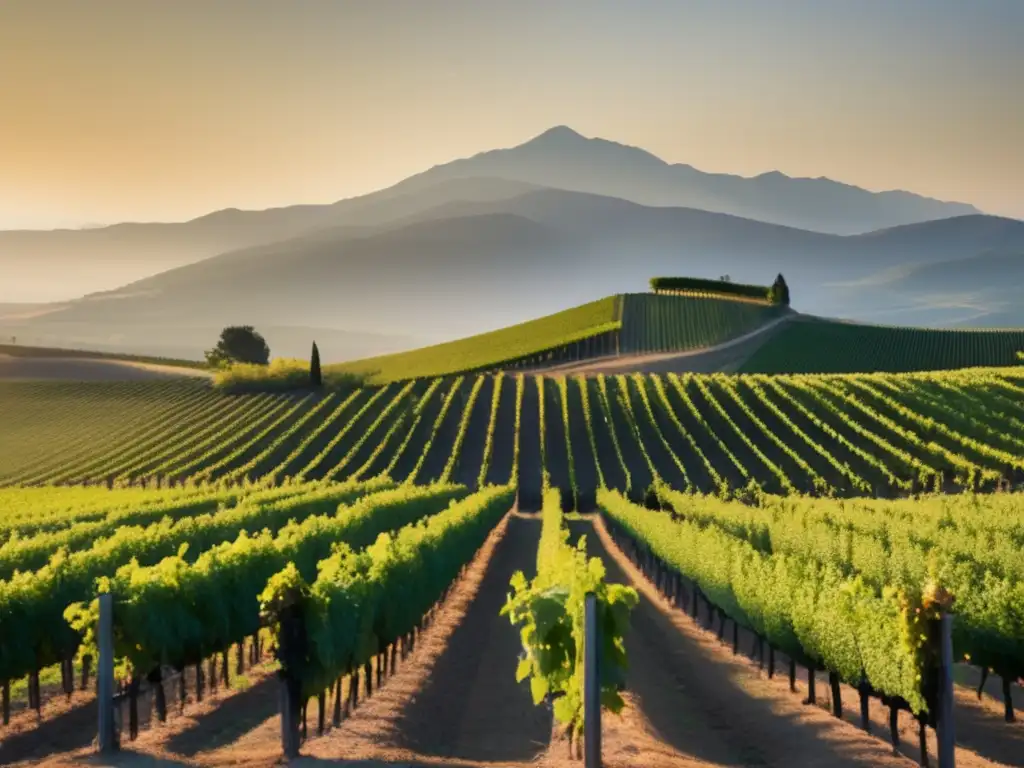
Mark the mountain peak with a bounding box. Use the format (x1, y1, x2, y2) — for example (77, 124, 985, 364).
(529, 125, 587, 143)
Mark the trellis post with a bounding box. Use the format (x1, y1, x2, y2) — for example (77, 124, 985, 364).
(97, 593, 116, 753)
(937, 613, 955, 767)
(584, 592, 601, 768)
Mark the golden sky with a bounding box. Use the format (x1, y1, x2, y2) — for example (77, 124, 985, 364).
(1, 1, 1021, 230)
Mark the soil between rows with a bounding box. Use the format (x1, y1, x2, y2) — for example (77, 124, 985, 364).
(568, 516, 916, 768)
(243, 511, 550, 767)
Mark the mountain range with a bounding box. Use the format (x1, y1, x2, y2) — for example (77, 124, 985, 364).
(1, 126, 1019, 360)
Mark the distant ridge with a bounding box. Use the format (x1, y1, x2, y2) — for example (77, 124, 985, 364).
(397, 125, 981, 235)
(6, 186, 1023, 360)
(1, 126, 1012, 357)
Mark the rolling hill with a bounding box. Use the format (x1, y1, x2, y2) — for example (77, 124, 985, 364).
(310, 288, 1024, 381)
(7, 186, 1022, 360)
(739, 314, 1024, 374)
(315, 293, 787, 384)
(827, 250, 1024, 327)
(0, 175, 545, 303)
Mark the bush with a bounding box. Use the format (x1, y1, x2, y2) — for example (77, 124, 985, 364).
(213, 358, 370, 393)
(648, 276, 771, 301)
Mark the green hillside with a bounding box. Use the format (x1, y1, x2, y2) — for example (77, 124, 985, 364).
(324, 296, 622, 383)
(741, 316, 1024, 374)
(305, 292, 783, 385)
(618, 293, 786, 353)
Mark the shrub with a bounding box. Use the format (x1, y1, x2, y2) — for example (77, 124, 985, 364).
(648, 276, 771, 301)
(213, 358, 370, 393)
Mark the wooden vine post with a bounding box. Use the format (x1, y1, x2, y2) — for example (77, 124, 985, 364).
(935, 612, 955, 768)
(584, 592, 601, 768)
(275, 590, 307, 758)
(97, 593, 117, 753)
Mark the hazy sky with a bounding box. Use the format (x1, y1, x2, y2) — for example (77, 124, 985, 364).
(1, 0, 1021, 230)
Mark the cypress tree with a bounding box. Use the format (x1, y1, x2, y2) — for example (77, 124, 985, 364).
(771, 273, 791, 306)
(310, 341, 323, 387)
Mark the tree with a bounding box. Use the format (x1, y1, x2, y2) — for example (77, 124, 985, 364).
(310, 341, 322, 387)
(719, 274, 732, 283)
(770, 273, 790, 306)
(205, 326, 270, 367)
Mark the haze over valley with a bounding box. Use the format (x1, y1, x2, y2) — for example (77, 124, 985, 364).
(3, 1, 1021, 361)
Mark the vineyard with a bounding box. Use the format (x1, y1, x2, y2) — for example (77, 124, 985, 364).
(601, 488, 1024, 722)
(3, 363, 1024, 766)
(742, 315, 1024, 374)
(322, 296, 620, 383)
(6, 367, 1024, 497)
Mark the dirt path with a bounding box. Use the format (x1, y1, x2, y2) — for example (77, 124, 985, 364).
(567, 516, 922, 768)
(191, 511, 552, 767)
(382, 512, 550, 762)
(529, 313, 794, 377)
(577, 514, 1022, 768)
(0, 355, 210, 382)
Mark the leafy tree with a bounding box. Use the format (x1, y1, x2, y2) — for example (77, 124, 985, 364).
(310, 341, 322, 387)
(205, 326, 270, 367)
(770, 273, 791, 306)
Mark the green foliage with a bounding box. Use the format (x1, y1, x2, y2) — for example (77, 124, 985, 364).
(205, 325, 270, 368)
(261, 486, 514, 698)
(648, 276, 773, 302)
(63, 483, 467, 677)
(511, 374, 525, 483)
(622, 486, 1024, 710)
(9, 362, 1024, 703)
(213, 357, 370, 393)
(600, 488, 936, 714)
(502, 489, 637, 738)
(408, 377, 465, 484)
(441, 376, 485, 484)
(314, 291, 783, 384)
(742, 318, 1024, 374)
(618, 293, 784, 354)
(326, 297, 622, 384)
(477, 373, 504, 488)
(0, 480, 391, 682)
(6, 366, 1024, 495)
